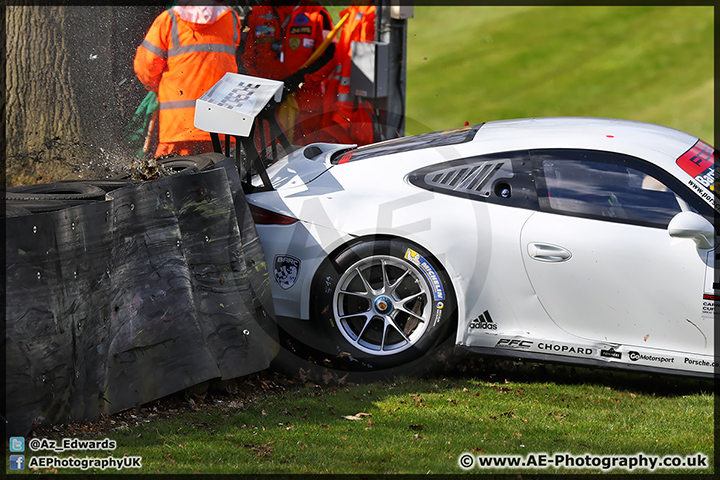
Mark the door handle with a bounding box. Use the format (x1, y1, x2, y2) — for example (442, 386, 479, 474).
(527, 243, 572, 262)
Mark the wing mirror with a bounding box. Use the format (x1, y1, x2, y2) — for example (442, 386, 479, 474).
(668, 211, 715, 249)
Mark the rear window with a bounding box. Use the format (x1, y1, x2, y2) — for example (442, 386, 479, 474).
(332, 125, 482, 164)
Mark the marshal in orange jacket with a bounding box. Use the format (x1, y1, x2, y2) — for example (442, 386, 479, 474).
(240, 1, 334, 143)
(134, 5, 241, 155)
(321, 2, 376, 145)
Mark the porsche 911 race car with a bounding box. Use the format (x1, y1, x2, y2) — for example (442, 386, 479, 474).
(244, 117, 717, 377)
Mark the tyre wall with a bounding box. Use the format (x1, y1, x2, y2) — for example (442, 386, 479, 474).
(4, 159, 278, 435)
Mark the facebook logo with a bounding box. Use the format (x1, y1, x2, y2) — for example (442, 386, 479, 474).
(9, 436, 25, 452)
(9, 455, 25, 470)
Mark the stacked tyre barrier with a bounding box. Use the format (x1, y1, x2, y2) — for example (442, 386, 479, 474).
(4, 154, 278, 435)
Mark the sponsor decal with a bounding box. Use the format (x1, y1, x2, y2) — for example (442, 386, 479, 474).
(302, 37, 314, 49)
(290, 26, 312, 35)
(432, 302, 444, 326)
(600, 348, 622, 359)
(677, 140, 717, 210)
(338, 152, 354, 164)
(496, 339, 533, 349)
(686, 179, 718, 212)
(684, 357, 720, 368)
(274, 255, 301, 290)
(537, 343, 593, 356)
(255, 25, 276, 37)
(288, 37, 301, 50)
(294, 13, 310, 25)
(702, 297, 715, 316)
(468, 310, 496, 330)
(628, 351, 674, 364)
(404, 248, 445, 301)
(677, 140, 714, 179)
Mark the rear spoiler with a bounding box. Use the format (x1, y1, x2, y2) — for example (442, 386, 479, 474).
(195, 73, 291, 193)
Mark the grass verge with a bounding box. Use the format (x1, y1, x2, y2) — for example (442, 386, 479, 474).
(406, 6, 714, 143)
(9, 357, 714, 475)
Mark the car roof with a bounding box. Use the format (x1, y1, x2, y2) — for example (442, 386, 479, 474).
(476, 117, 700, 167)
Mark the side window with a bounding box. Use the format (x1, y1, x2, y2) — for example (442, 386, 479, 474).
(407, 151, 538, 210)
(533, 150, 692, 228)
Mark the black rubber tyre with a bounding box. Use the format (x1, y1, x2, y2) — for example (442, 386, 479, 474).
(2, 198, 96, 215)
(5, 182, 107, 201)
(309, 237, 457, 370)
(157, 152, 226, 174)
(67, 179, 139, 193)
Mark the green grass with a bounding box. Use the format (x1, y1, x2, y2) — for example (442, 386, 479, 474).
(406, 6, 714, 143)
(9, 363, 714, 475)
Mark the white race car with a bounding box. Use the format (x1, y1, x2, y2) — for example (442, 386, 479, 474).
(244, 117, 717, 377)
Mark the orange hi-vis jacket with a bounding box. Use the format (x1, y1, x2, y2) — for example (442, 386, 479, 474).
(322, 3, 376, 145)
(134, 7, 241, 144)
(240, 1, 333, 115)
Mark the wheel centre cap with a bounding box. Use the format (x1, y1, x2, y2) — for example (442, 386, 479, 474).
(374, 295, 393, 314)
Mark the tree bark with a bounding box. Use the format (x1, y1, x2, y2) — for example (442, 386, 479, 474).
(6, 6, 83, 160)
(5, 6, 163, 186)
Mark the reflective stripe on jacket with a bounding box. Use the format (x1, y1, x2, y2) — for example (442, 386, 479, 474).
(134, 8, 240, 143)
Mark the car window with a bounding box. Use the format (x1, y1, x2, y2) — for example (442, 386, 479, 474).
(534, 152, 690, 228)
(332, 125, 482, 164)
(407, 150, 538, 210)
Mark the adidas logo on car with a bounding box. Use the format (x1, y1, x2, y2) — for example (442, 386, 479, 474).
(468, 310, 497, 330)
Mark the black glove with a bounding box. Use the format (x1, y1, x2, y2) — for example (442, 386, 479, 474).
(282, 70, 306, 96)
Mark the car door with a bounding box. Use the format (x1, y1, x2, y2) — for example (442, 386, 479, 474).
(521, 149, 714, 354)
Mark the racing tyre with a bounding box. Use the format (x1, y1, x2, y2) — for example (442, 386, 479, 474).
(5, 182, 107, 201)
(157, 152, 226, 174)
(310, 238, 457, 370)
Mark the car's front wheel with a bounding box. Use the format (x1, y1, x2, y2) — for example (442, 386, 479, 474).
(310, 238, 456, 370)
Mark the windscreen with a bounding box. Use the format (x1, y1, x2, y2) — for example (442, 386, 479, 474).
(332, 125, 483, 164)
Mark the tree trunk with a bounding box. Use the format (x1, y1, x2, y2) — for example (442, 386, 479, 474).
(6, 6, 83, 182)
(5, 6, 163, 186)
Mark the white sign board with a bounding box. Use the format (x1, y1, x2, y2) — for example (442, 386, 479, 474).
(194, 73, 284, 137)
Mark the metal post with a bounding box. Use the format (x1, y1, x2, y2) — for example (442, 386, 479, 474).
(375, 0, 408, 140)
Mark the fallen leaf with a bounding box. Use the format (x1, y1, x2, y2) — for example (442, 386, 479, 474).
(409, 424, 424, 431)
